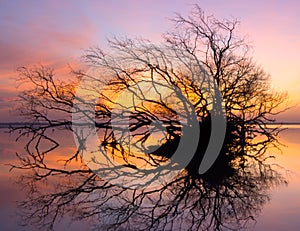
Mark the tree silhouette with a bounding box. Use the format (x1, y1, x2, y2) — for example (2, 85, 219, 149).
(11, 5, 287, 231)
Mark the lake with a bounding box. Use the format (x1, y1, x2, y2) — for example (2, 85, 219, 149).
(0, 126, 299, 230)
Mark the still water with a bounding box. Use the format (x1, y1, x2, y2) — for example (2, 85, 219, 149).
(0, 127, 299, 230)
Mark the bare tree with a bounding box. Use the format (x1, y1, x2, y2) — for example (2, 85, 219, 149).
(10, 5, 287, 231)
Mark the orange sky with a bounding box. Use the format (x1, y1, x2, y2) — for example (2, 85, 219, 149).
(1, 0, 300, 122)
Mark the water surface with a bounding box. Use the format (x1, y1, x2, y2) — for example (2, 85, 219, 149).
(0, 127, 299, 230)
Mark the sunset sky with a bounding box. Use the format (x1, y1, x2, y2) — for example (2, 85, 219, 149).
(1, 0, 300, 122)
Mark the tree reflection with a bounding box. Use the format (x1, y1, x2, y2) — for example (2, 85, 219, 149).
(12, 122, 286, 230)
(10, 5, 287, 231)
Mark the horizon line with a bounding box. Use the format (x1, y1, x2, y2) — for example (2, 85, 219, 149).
(1, 121, 300, 128)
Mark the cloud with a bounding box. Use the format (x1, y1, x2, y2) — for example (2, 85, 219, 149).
(0, 1, 97, 72)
